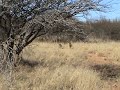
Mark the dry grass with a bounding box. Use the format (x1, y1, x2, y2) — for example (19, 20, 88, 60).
(0, 41, 120, 90)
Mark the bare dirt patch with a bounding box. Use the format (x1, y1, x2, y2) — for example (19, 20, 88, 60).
(85, 51, 120, 80)
(87, 51, 112, 65)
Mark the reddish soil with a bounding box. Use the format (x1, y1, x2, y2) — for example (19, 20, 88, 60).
(85, 51, 120, 90)
(86, 51, 116, 65)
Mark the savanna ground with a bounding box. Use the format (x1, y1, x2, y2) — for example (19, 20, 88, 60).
(0, 40, 120, 90)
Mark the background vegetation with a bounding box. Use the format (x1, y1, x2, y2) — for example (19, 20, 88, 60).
(0, 0, 120, 90)
(85, 17, 120, 41)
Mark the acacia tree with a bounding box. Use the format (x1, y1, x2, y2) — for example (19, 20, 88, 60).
(0, 0, 107, 89)
(0, 0, 106, 69)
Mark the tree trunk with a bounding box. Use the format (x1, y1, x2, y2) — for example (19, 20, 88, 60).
(1, 41, 16, 89)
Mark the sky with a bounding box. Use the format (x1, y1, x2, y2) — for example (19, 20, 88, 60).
(76, 0, 120, 21)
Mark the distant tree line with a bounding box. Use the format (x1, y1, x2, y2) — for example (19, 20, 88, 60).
(85, 17, 120, 41)
(38, 17, 120, 42)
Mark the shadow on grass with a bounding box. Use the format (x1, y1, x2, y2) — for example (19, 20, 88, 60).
(14, 59, 46, 73)
(91, 64, 120, 80)
(20, 59, 39, 68)
(19, 58, 45, 68)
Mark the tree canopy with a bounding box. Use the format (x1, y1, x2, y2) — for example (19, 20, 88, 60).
(0, 0, 106, 66)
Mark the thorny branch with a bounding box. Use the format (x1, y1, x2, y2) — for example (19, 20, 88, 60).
(0, 0, 107, 88)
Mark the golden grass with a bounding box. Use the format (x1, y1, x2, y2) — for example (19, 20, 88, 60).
(10, 66, 102, 90)
(23, 41, 120, 65)
(0, 41, 120, 90)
